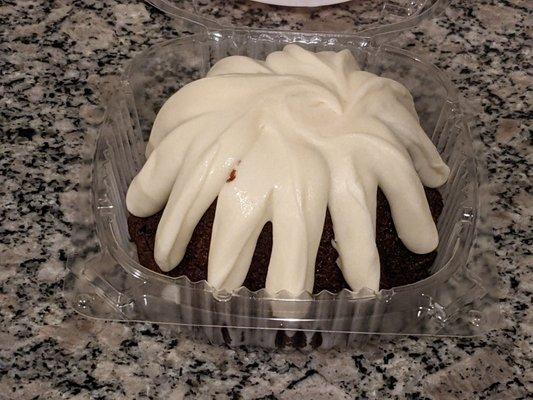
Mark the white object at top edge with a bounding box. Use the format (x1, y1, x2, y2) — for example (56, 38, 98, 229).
(251, 0, 351, 7)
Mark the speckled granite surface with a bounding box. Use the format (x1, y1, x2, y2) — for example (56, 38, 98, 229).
(1, 0, 531, 398)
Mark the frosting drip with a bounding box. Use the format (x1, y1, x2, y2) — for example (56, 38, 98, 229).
(126, 44, 450, 295)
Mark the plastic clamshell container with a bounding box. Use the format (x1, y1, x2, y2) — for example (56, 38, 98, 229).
(144, 0, 449, 36)
(64, 1, 501, 350)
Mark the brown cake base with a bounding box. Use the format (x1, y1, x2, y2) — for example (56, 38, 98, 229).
(127, 188, 443, 293)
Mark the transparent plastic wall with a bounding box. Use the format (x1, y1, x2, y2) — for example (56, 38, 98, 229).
(64, 30, 501, 350)
(145, 0, 449, 36)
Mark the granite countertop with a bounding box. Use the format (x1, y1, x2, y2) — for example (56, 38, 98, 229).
(1, 0, 531, 398)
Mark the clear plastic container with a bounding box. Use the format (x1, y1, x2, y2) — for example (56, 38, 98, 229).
(64, 2, 501, 350)
(145, 0, 449, 36)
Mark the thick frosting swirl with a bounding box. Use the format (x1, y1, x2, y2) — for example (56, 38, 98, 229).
(126, 44, 450, 295)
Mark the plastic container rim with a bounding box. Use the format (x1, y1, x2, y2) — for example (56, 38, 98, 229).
(142, 0, 450, 38)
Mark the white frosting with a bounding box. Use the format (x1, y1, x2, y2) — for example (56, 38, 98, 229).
(126, 44, 450, 295)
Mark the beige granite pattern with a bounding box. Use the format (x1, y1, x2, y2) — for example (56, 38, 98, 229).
(0, 0, 531, 398)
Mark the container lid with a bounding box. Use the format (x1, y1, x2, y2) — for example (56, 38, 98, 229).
(144, 0, 448, 36)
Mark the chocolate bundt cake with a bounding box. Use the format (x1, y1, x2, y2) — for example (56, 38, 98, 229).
(126, 45, 449, 295)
